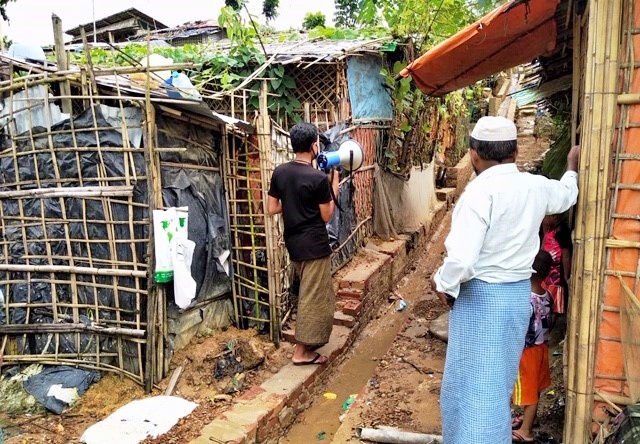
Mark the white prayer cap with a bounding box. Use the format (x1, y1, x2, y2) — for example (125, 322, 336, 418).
(471, 116, 517, 142)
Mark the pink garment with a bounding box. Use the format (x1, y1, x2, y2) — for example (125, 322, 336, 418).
(542, 229, 564, 313)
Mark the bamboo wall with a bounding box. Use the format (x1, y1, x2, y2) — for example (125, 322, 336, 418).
(590, 0, 640, 429)
(564, 0, 630, 441)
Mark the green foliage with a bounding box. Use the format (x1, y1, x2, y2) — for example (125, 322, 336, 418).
(0, 0, 15, 21)
(214, 5, 299, 122)
(308, 25, 387, 40)
(357, 0, 502, 50)
(334, 0, 359, 28)
(542, 125, 570, 180)
(225, 0, 242, 10)
(262, 0, 279, 21)
(303, 11, 326, 30)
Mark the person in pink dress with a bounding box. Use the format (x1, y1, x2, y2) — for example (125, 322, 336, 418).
(540, 213, 573, 314)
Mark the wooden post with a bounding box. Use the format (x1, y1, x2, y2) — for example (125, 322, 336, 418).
(79, 27, 98, 96)
(564, 0, 622, 442)
(258, 80, 280, 344)
(52, 14, 72, 114)
(304, 102, 311, 122)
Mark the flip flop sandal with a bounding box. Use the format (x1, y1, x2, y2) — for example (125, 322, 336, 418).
(512, 431, 535, 443)
(293, 352, 328, 366)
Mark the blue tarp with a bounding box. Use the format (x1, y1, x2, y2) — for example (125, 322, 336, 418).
(347, 56, 393, 121)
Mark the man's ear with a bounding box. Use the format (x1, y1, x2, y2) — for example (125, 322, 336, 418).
(469, 148, 479, 163)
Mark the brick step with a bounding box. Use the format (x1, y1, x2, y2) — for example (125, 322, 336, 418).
(436, 187, 456, 202)
(337, 249, 391, 292)
(337, 287, 364, 300)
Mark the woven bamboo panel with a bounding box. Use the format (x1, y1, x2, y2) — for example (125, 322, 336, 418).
(288, 64, 339, 111)
(0, 82, 149, 384)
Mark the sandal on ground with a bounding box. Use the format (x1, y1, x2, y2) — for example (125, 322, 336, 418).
(292, 352, 328, 366)
(512, 431, 535, 443)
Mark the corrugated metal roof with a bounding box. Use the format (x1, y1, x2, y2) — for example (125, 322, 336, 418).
(66, 8, 168, 37)
(203, 37, 395, 63)
(509, 74, 572, 106)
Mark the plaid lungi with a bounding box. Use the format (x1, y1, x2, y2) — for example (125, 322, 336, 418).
(292, 256, 334, 347)
(441, 278, 531, 444)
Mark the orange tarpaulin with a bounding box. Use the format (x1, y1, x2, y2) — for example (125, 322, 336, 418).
(400, 0, 560, 96)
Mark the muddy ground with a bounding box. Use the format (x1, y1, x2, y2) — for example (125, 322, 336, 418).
(1, 327, 294, 444)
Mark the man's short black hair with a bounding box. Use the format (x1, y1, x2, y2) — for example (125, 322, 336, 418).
(532, 249, 553, 280)
(290, 123, 318, 153)
(469, 136, 517, 162)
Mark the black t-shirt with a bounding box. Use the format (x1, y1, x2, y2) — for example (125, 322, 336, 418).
(268, 161, 332, 261)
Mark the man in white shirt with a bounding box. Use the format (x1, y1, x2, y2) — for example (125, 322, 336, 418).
(433, 116, 579, 444)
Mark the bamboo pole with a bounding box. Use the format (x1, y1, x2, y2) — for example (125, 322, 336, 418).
(571, 13, 581, 147)
(0, 323, 145, 337)
(564, 1, 622, 442)
(0, 264, 147, 277)
(51, 14, 72, 114)
(143, 99, 159, 392)
(258, 80, 280, 343)
(0, 185, 134, 199)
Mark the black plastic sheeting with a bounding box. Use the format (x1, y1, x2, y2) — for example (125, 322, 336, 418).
(156, 114, 231, 305)
(606, 403, 640, 444)
(320, 124, 358, 270)
(0, 106, 231, 364)
(0, 106, 147, 364)
(22, 366, 101, 414)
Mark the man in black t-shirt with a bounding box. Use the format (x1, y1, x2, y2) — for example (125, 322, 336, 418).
(267, 123, 339, 366)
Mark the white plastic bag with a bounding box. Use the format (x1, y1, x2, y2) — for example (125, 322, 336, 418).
(152, 208, 177, 283)
(172, 208, 196, 308)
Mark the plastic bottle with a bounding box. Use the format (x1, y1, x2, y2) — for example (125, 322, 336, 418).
(170, 71, 201, 101)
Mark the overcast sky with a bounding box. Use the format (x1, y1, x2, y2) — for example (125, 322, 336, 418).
(2, 0, 336, 45)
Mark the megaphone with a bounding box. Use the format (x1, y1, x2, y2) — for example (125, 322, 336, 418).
(316, 140, 364, 173)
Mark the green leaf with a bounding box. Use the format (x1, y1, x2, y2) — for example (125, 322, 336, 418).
(274, 65, 285, 78)
(399, 122, 411, 133)
(270, 77, 283, 90)
(392, 61, 405, 76)
(358, 0, 377, 24)
(283, 76, 296, 89)
(289, 97, 301, 109)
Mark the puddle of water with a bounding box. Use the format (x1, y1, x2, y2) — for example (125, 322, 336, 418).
(281, 306, 406, 443)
